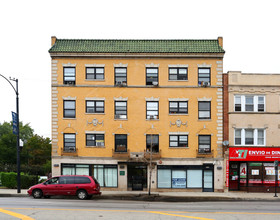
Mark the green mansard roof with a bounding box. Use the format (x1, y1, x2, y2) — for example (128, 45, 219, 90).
(49, 38, 225, 54)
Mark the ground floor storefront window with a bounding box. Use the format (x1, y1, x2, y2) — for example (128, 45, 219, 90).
(229, 161, 280, 192)
(157, 165, 213, 191)
(61, 164, 117, 187)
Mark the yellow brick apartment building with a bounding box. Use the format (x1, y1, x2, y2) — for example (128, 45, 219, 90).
(49, 37, 225, 192)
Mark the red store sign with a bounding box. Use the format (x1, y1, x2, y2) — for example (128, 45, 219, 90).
(229, 147, 280, 161)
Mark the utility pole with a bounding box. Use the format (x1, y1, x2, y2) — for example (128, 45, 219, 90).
(0, 74, 20, 193)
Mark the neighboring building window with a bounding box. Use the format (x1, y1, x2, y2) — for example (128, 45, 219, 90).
(198, 135, 211, 153)
(234, 128, 265, 146)
(198, 101, 211, 119)
(169, 101, 188, 114)
(146, 101, 159, 119)
(86, 134, 105, 147)
(115, 101, 127, 119)
(115, 67, 127, 85)
(115, 134, 127, 152)
(169, 68, 188, 80)
(63, 67, 76, 85)
(64, 133, 76, 151)
(146, 134, 159, 152)
(169, 135, 188, 147)
(234, 95, 265, 112)
(86, 100, 104, 113)
(64, 100, 76, 118)
(86, 67, 104, 80)
(198, 68, 210, 86)
(93, 165, 118, 187)
(146, 68, 158, 85)
(235, 129, 242, 145)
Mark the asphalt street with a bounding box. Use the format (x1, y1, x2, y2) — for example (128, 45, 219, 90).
(1, 197, 280, 220)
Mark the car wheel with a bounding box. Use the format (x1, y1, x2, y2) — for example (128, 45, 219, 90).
(32, 189, 43, 199)
(77, 189, 88, 200)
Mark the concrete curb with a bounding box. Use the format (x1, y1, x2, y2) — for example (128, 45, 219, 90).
(2, 193, 280, 202)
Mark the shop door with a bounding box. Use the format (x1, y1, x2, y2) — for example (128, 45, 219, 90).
(229, 162, 239, 190)
(127, 164, 147, 191)
(203, 170, 214, 192)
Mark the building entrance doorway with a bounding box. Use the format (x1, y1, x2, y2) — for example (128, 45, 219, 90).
(127, 164, 147, 191)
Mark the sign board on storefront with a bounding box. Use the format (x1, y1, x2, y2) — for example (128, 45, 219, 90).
(229, 147, 280, 161)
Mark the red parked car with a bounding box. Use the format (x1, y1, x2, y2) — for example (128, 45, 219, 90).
(27, 175, 101, 200)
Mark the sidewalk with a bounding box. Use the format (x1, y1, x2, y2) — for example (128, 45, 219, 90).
(1, 189, 280, 202)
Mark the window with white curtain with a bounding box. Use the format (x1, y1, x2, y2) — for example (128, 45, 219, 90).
(187, 170, 202, 188)
(93, 165, 117, 187)
(158, 169, 171, 188)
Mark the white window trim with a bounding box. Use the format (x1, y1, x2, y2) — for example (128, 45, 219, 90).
(114, 63, 128, 67)
(234, 128, 266, 146)
(85, 64, 105, 67)
(234, 95, 265, 112)
(63, 96, 76, 100)
(168, 98, 189, 101)
(85, 131, 105, 134)
(85, 97, 105, 101)
(168, 64, 189, 68)
(169, 132, 189, 135)
(62, 63, 76, 67)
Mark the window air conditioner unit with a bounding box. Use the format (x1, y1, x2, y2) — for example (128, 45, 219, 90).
(65, 81, 75, 85)
(202, 81, 209, 87)
(116, 81, 122, 86)
(115, 114, 120, 119)
(149, 115, 154, 119)
(152, 81, 158, 86)
(68, 147, 75, 151)
(96, 142, 103, 147)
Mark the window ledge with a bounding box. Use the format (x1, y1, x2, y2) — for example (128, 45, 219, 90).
(85, 146, 105, 148)
(168, 80, 188, 82)
(114, 119, 128, 121)
(85, 79, 105, 81)
(146, 119, 159, 121)
(169, 147, 189, 149)
(85, 113, 105, 115)
(198, 119, 211, 121)
(169, 113, 188, 116)
(63, 118, 76, 120)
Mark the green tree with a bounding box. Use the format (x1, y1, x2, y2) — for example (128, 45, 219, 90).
(0, 121, 33, 165)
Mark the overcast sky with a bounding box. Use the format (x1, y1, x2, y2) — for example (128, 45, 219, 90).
(0, 0, 279, 138)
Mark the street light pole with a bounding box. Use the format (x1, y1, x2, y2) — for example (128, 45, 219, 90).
(0, 74, 20, 193)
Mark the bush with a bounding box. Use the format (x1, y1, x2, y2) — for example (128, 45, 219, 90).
(1, 172, 38, 189)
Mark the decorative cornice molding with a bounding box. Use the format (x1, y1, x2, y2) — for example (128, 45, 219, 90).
(114, 63, 128, 67)
(168, 64, 188, 68)
(85, 64, 105, 67)
(62, 63, 76, 67)
(62, 96, 77, 100)
(145, 63, 159, 68)
(145, 97, 160, 101)
(114, 97, 128, 101)
(197, 97, 212, 101)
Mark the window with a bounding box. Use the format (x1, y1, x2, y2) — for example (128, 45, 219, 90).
(234, 95, 265, 112)
(198, 68, 210, 85)
(235, 129, 242, 145)
(169, 101, 188, 114)
(234, 128, 265, 146)
(86, 134, 105, 147)
(64, 100, 75, 118)
(198, 101, 211, 119)
(64, 67, 76, 85)
(86, 100, 104, 113)
(86, 67, 104, 80)
(64, 133, 76, 151)
(115, 67, 127, 85)
(169, 68, 188, 80)
(198, 135, 211, 153)
(62, 164, 89, 175)
(146, 68, 158, 85)
(187, 170, 202, 188)
(146, 101, 159, 119)
(115, 101, 127, 119)
(146, 134, 159, 153)
(169, 135, 188, 147)
(93, 165, 117, 187)
(115, 134, 127, 152)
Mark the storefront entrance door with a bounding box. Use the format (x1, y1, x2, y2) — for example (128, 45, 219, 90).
(203, 170, 214, 192)
(229, 162, 239, 190)
(127, 164, 147, 191)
